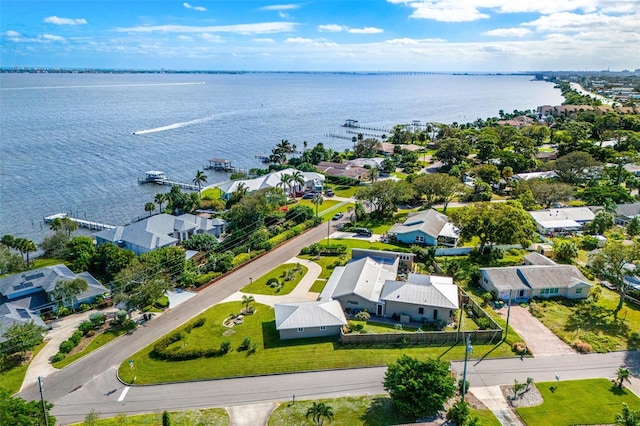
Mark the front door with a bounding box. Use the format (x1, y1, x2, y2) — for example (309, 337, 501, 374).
(377, 304, 383, 316)
(519, 290, 525, 298)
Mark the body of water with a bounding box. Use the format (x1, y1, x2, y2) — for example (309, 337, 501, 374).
(0, 72, 564, 242)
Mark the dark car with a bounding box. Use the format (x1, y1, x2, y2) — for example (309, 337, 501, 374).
(332, 212, 344, 220)
(355, 227, 372, 237)
(301, 193, 315, 199)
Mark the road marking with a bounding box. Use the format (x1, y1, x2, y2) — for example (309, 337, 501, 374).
(117, 386, 130, 402)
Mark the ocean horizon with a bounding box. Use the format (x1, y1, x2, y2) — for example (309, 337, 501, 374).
(0, 72, 564, 242)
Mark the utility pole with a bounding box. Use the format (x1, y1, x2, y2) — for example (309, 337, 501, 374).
(504, 289, 513, 341)
(38, 376, 49, 426)
(461, 334, 472, 397)
(327, 217, 330, 246)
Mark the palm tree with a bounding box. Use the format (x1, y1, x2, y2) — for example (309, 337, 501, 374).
(193, 170, 208, 194)
(53, 278, 89, 312)
(21, 239, 37, 267)
(306, 402, 334, 426)
(370, 167, 379, 183)
(312, 193, 323, 217)
(155, 193, 167, 213)
(145, 202, 156, 217)
(1, 234, 15, 248)
(279, 173, 293, 197)
(617, 367, 631, 389)
(291, 170, 306, 196)
(242, 295, 255, 313)
(615, 403, 640, 426)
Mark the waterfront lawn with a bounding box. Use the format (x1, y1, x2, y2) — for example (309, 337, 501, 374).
(240, 263, 307, 295)
(118, 301, 516, 384)
(528, 287, 640, 351)
(516, 379, 640, 426)
(0, 342, 46, 394)
(69, 408, 229, 426)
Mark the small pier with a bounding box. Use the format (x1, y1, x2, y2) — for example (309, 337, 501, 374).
(138, 170, 200, 191)
(44, 213, 116, 231)
(341, 119, 392, 134)
(204, 158, 249, 175)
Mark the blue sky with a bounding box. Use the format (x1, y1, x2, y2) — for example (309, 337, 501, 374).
(1, 0, 638, 71)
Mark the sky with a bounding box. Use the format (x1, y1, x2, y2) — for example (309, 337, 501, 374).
(1, 0, 639, 72)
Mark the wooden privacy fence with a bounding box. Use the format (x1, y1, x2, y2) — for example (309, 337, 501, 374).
(340, 328, 502, 346)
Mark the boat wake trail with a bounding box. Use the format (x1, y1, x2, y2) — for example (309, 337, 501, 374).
(132, 115, 215, 135)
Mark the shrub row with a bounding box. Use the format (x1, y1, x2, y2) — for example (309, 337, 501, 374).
(194, 271, 221, 286)
(151, 331, 231, 361)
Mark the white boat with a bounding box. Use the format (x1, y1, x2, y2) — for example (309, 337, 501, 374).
(143, 170, 167, 184)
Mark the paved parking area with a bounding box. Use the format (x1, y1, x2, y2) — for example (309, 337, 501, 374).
(496, 305, 575, 356)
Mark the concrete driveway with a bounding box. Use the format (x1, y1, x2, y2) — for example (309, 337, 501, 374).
(496, 305, 575, 356)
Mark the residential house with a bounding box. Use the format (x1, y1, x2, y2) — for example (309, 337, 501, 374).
(95, 213, 224, 255)
(274, 300, 347, 340)
(479, 253, 591, 301)
(210, 168, 325, 200)
(315, 161, 369, 181)
(614, 203, 640, 226)
(0, 264, 108, 341)
(529, 207, 595, 235)
(387, 209, 459, 247)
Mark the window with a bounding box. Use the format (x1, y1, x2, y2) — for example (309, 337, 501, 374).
(297, 328, 304, 333)
(347, 301, 359, 305)
(541, 288, 560, 295)
(415, 235, 424, 243)
(320, 326, 326, 331)
(576, 288, 583, 294)
(418, 307, 424, 314)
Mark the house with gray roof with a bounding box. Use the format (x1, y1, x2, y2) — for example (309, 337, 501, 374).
(274, 300, 347, 340)
(614, 203, 640, 226)
(387, 209, 459, 247)
(95, 213, 224, 255)
(209, 168, 325, 200)
(529, 207, 595, 235)
(0, 265, 107, 341)
(479, 255, 591, 301)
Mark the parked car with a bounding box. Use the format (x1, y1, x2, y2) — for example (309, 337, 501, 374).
(324, 188, 334, 197)
(332, 212, 344, 220)
(354, 227, 372, 237)
(301, 193, 315, 199)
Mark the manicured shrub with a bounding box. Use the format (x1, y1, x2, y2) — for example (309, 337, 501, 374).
(219, 340, 231, 354)
(475, 317, 491, 330)
(89, 312, 106, 326)
(79, 321, 94, 336)
(52, 352, 66, 363)
(192, 318, 206, 328)
(69, 330, 83, 345)
(59, 340, 75, 354)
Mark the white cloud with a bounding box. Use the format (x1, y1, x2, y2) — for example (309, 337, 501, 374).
(387, 0, 640, 22)
(318, 24, 346, 32)
(483, 28, 532, 37)
(183, 3, 207, 12)
(285, 37, 338, 47)
(260, 4, 300, 11)
(176, 35, 193, 41)
(43, 16, 87, 25)
(4, 30, 21, 38)
(385, 38, 421, 45)
(317, 24, 383, 34)
(115, 22, 297, 35)
(253, 38, 275, 43)
(41, 34, 66, 41)
(348, 27, 384, 34)
(199, 33, 223, 42)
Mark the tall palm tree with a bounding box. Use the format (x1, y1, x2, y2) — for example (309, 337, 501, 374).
(617, 367, 631, 389)
(279, 173, 293, 197)
(312, 193, 323, 217)
(1, 234, 15, 249)
(53, 278, 88, 312)
(290, 170, 306, 196)
(306, 402, 334, 426)
(154, 193, 167, 213)
(145, 202, 156, 217)
(21, 239, 37, 267)
(193, 170, 208, 194)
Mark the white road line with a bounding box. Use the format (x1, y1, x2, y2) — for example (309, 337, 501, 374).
(117, 386, 130, 402)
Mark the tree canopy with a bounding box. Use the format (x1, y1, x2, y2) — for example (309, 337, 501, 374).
(590, 241, 639, 318)
(383, 355, 455, 418)
(0, 387, 55, 426)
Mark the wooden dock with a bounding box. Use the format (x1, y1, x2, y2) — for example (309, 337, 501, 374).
(137, 171, 200, 191)
(44, 213, 116, 231)
(204, 158, 249, 175)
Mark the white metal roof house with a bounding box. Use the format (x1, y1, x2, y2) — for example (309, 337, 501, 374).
(0, 264, 108, 341)
(274, 300, 347, 340)
(479, 255, 591, 302)
(387, 209, 459, 247)
(95, 213, 223, 255)
(209, 168, 325, 200)
(529, 207, 595, 235)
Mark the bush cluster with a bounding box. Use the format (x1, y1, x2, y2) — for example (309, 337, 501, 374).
(572, 339, 593, 353)
(151, 327, 230, 361)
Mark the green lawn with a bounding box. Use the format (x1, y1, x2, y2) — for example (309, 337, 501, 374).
(298, 198, 340, 213)
(332, 185, 359, 198)
(516, 379, 640, 426)
(0, 342, 46, 394)
(529, 287, 640, 352)
(118, 301, 516, 384)
(268, 395, 413, 426)
(269, 395, 500, 426)
(240, 263, 307, 295)
(53, 324, 135, 369)
(309, 279, 327, 293)
(69, 408, 229, 425)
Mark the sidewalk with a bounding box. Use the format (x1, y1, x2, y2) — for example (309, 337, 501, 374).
(470, 386, 524, 426)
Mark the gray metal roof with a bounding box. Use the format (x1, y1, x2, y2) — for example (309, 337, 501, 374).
(616, 203, 640, 219)
(388, 209, 458, 240)
(381, 276, 459, 309)
(481, 264, 591, 292)
(275, 300, 347, 330)
(330, 257, 397, 303)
